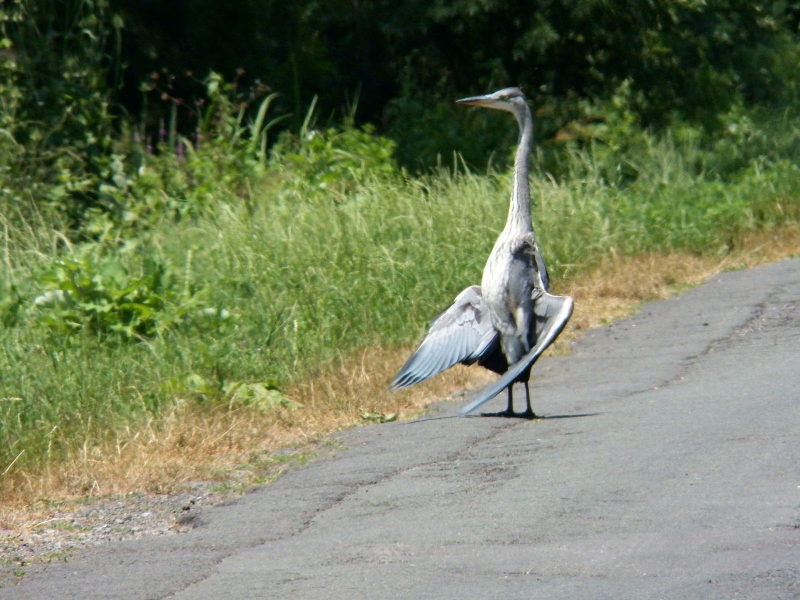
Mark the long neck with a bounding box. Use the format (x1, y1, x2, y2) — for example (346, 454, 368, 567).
(504, 104, 534, 235)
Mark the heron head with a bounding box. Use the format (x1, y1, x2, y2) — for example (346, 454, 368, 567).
(456, 87, 527, 116)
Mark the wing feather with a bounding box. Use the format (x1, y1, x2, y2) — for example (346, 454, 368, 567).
(390, 286, 498, 390)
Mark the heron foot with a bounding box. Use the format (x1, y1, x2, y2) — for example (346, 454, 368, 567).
(478, 409, 540, 419)
(518, 409, 541, 420)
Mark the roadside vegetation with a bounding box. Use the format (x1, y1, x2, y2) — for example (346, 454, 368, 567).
(4, 101, 800, 505)
(2, 0, 800, 517)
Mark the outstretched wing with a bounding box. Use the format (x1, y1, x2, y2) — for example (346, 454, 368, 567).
(390, 286, 499, 390)
(459, 293, 573, 416)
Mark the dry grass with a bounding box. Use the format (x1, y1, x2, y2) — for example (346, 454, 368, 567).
(2, 225, 799, 531)
(556, 225, 800, 345)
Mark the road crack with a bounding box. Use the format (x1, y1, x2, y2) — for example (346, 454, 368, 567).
(625, 280, 800, 400)
(165, 417, 521, 598)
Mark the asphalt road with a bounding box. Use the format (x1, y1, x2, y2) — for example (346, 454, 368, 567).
(4, 259, 800, 599)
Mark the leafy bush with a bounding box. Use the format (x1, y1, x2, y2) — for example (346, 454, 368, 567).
(30, 243, 205, 341)
(0, 0, 125, 227)
(270, 109, 400, 201)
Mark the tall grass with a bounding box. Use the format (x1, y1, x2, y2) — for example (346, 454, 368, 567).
(2, 119, 800, 485)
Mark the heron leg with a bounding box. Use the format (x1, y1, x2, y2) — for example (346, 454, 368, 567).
(480, 386, 516, 417)
(519, 381, 539, 420)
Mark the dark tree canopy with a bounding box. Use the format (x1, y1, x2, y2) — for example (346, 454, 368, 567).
(111, 1, 799, 107)
(6, 0, 800, 168)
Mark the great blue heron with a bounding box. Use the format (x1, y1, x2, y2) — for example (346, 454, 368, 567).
(390, 87, 574, 418)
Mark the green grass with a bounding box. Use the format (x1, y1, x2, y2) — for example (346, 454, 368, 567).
(2, 119, 800, 482)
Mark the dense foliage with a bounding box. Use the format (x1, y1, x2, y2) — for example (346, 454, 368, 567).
(7, 0, 800, 172)
(113, 0, 800, 163)
(111, 1, 800, 114)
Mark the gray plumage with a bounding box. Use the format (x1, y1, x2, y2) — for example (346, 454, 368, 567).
(390, 87, 573, 418)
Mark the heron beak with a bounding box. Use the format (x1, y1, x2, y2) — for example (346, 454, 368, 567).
(456, 94, 498, 108)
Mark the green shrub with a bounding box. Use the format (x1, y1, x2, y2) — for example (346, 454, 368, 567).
(30, 243, 204, 341)
(270, 109, 400, 202)
(0, 0, 125, 228)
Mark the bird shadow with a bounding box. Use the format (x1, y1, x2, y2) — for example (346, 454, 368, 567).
(539, 412, 600, 419)
(468, 412, 601, 420)
(405, 411, 600, 424)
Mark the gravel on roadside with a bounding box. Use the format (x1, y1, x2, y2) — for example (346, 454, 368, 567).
(0, 482, 240, 585)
